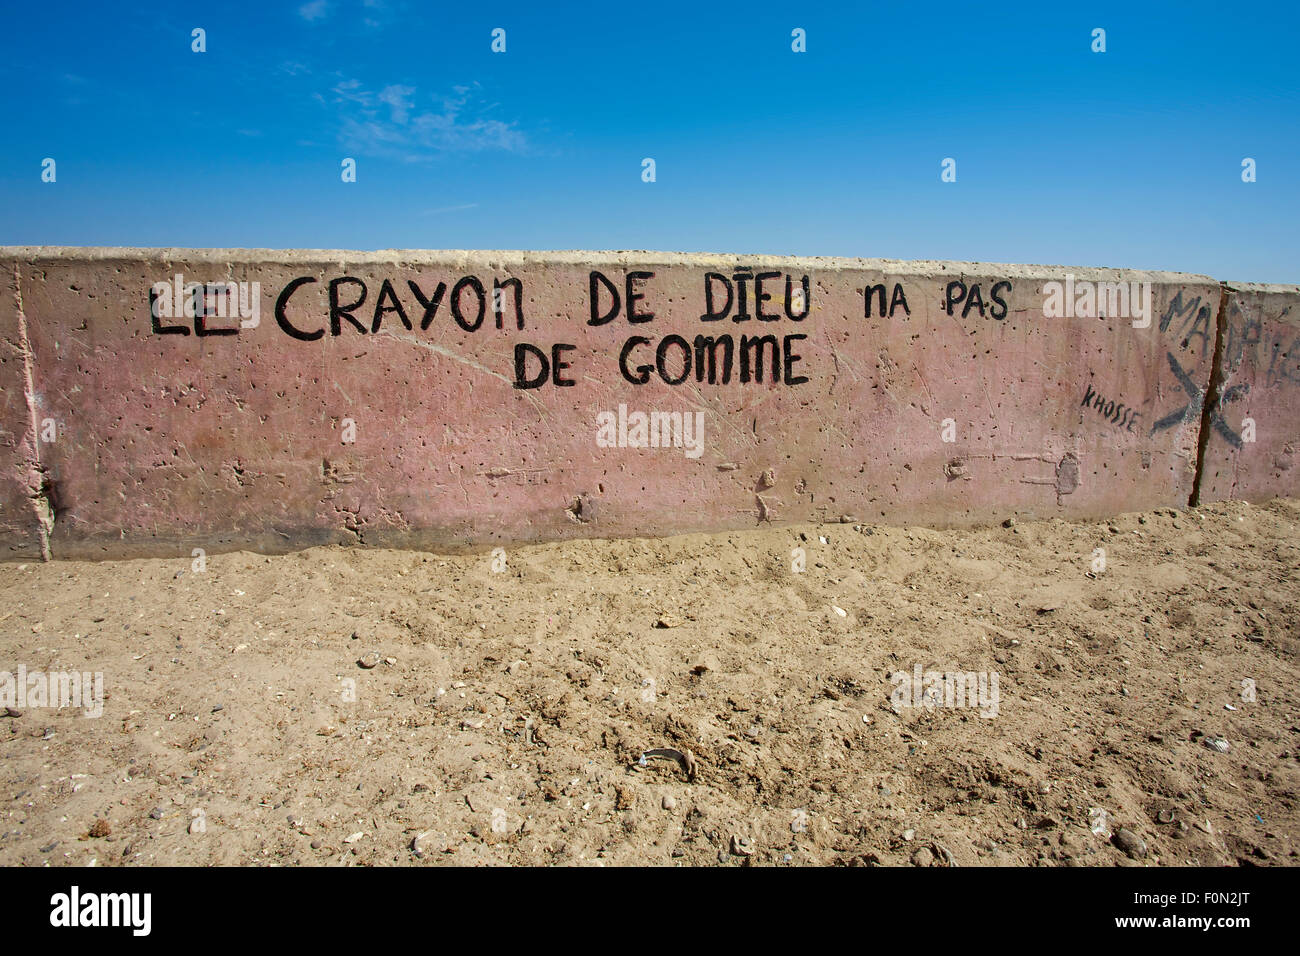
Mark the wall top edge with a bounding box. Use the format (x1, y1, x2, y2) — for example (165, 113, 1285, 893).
(1222, 280, 1300, 295)
(0, 247, 1221, 283)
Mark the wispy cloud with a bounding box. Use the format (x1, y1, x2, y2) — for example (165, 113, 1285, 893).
(327, 79, 527, 160)
(299, 0, 398, 29)
(420, 203, 479, 216)
(298, 1, 330, 22)
(360, 0, 398, 30)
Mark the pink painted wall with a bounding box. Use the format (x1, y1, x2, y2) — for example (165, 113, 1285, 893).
(1195, 284, 1300, 503)
(0, 249, 1294, 560)
(0, 265, 45, 560)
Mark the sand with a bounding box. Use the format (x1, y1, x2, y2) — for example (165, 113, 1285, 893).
(1, 498, 1297, 866)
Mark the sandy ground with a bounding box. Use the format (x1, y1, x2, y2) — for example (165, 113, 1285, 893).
(0, 498, 1297, 867)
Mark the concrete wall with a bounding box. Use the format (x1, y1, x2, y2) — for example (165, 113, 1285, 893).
(1193, 283, 1300, 504)
(0, 265, 46, 560)
(0, 248, 1295, 560)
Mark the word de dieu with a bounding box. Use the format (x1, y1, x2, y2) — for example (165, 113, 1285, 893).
(515, 269, 814, 390)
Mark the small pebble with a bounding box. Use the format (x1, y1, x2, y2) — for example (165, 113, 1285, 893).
(410, 831, 435, 858)
(1112, 828, 1147, 859)
(661, 795, 676, 811)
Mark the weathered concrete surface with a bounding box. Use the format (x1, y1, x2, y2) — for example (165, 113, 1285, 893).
(0, 265, 46, 560)
(0, 249, 1249, 559)
(1194, 283, 1300, 504)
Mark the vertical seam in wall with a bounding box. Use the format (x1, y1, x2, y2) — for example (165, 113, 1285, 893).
(13, 263, 52, 560)
(1189, 283, 1233, 507)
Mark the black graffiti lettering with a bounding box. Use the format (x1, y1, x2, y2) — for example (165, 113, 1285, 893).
(656, 334, 692, 385)
(1225, 311, 1262, 374)
(451, 276, 486, 332)
(1184, 304, 1214, 357)
(944, 280, 998, 319)
(732, 270, 753, 323)
(1158, 291, 1202, 335)
(275, 276, 322, 341)
(740, 334, 780, 383)
(195, 303, 238, 337)
(150, 288, 190, 335)
(1210, 383, 1249, 447)
(866, 282, 911, 319)
(513, 342, 549, 389)
(1081, 383, 1138, 433)
(754, 272, 781, 321)
(786, 275, 811, 320)
(784, 333, 808, 385)
(551, 343, 576, 387)
(1150, 352, 1207, 435)
(626, 271, 655, 324)
(1266, 335, 1300, 388)
(619, 335, 653, 384)
(989, 281, 1011, 320)
(700, 273, 732, 322)
(514, 342, 576, 388)
(617, 333, 808, 386)
(408, 280, 447, 331)
(371, 278, 411, 333)
(944, 280, 967, 316)
(962, 283, 986, 319)
(587, 270, 655, 325)
(589, 270, 622, 326)
(694, 335, 735, 384)
(494, 277, 525, 330)
(890, 283, 911, 318)
(865, 284, 889, 318)
(330, 277, 371, 335)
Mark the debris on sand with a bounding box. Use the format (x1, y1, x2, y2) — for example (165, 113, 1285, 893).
(638, 748, 698, 781)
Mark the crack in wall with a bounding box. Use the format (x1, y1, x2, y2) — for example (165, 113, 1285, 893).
(1189, 282, 1234, 508)
(13, 264, 53, 559)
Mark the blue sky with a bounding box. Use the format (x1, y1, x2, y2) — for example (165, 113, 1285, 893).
(2, 0, 1297, 282)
